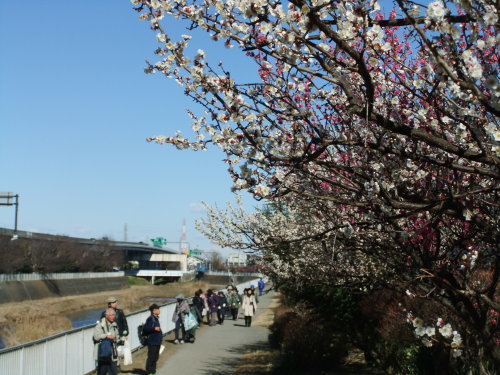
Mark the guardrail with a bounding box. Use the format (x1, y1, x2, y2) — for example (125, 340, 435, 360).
(0, 272, 125, 282)
(0, 278, 262, 375)
(125, 270, 185, 277)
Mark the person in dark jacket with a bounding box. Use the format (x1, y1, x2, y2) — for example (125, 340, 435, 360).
(227, 287, 241, 320)
(192, 289, 205, 317)
(207, 289, 219, 326)
(101, 296, 129, 339)
(143, 303, 163, 375)
(217, 291, 228, 325)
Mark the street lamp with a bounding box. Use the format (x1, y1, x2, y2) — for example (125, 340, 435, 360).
(0, 192, 19, 233)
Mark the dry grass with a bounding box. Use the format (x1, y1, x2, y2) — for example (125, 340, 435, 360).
(231, 293, 281, 375)
(252, 293, 281, 327)
(233, 350, 279, 374)
(1, 305, 72, 345)
(0, 279, 221, 347)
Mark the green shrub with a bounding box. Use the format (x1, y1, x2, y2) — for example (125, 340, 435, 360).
(126, 276, 151, 286)
(269, 305, 349, 372)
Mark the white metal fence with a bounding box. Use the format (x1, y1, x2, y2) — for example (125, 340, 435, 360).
(0, 278, 261, 375)
(0, 272, 125, 282)
(204, 271, 261, 277)
(0, 271, 261, 282)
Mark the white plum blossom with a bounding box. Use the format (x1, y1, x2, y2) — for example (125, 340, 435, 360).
(451, 333, 463, 348)
(255, 184, 270, 197)
(439, 323, 453, 338)
(412, 317, 424, 328)
(426, 1, 447, 21)
(157, 33, 167, 43)
(425, 326, 436, 336)
(462, 50, 483, 79)
(408, 5, 421, 18)
(483, 11, 498, 26)
(415, 326, 426, 336)
(234, 179, 247, 189)
(368, 57, 379, 67)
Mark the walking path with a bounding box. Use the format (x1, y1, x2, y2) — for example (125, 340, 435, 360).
(156, 290, 276, 375)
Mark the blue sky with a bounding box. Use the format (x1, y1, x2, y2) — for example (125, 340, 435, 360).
(0, 0, 257, 254)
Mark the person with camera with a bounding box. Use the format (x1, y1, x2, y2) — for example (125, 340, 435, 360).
(93, 308, 121, 375)
(241, 288, 258, 327)
(101, 296, 129, 339)
(227, 287, 241, 321)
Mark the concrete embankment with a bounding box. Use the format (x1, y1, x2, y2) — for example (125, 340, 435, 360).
(0, 277, 128, 303)
(0, 274, 257, 303)
(201, 274, 256, 286)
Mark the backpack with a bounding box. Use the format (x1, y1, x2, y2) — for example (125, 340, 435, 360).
(98, 338, 113, 360)
(137, 323, 148, 346)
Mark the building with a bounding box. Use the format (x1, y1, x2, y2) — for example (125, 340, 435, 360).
(226, 252, 247, 267)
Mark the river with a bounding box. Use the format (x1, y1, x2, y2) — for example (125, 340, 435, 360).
(67, 297, 175, 328)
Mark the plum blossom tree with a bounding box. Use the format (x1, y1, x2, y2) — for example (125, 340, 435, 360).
(131, 0, 498, 368)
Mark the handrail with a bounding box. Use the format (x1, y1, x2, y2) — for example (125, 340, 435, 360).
(0, 272, 125, 282)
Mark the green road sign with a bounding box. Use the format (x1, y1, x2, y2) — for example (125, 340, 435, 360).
(150, 237, 167, 247)
(189, 250, 203, 255)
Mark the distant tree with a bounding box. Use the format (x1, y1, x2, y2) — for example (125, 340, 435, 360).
(0, 235, 124, 273)
(0, 235, 30, 273)
(208, 251, 226, 271)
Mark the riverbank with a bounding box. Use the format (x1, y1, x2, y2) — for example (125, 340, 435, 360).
(0, 278, 223, 347)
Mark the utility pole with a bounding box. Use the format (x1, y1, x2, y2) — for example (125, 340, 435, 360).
(0, 192, 19, 233)
(179, 219, 189, 254)
(124, 223, 128, 242)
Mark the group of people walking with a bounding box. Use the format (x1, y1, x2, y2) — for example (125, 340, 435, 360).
(92, 279, 265, 375)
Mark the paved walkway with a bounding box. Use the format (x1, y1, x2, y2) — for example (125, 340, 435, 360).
(156, 290, 275, 375)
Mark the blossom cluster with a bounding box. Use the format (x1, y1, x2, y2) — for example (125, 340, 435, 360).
(407, 313, 463, 357)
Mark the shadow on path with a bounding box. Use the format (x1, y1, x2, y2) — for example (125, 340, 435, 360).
(120, 368, 148, 375)
(194, 340, 271, 375)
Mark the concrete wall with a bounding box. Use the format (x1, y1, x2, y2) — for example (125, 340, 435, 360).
(149, 253, 188, 271)
(0, 277, 129, 303)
